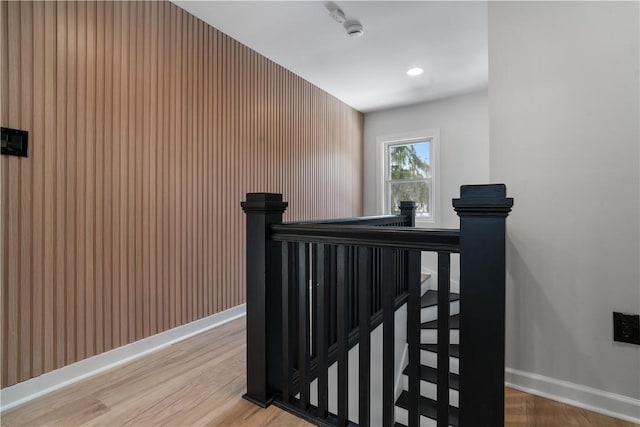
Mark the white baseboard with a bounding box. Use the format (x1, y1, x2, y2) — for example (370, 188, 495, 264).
(0, 304, 246, 412)
(505, 367, 640, 424)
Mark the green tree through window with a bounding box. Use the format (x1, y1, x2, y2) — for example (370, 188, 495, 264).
(387, 141, 431, 217)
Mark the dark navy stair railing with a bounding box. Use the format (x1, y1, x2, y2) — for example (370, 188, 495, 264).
(241, 185, 513, 427)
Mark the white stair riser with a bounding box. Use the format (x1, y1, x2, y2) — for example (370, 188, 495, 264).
(421, 301, 460, 323)
(401, 375, 459, 407)
(421, 330, 459, 344)
(421, 350, 460, 375)
(395, 406, 454, 427)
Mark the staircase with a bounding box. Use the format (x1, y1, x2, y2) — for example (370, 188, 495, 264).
(242, 185, 513, 427)
(395, 284, 461, 427)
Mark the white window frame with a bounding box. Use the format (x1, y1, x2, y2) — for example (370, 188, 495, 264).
(376, 129, 440, 226)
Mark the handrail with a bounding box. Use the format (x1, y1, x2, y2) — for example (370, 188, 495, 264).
(285, 214, 408, 226)
(271, 224, 460, 253)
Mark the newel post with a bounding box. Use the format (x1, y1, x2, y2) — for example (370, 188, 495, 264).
(453, 184, 513, 426)
(399, 200, 417, 227)
(241, 193, 288, 407)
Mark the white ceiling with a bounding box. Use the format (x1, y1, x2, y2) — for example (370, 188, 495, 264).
(173, 1, 488, 113)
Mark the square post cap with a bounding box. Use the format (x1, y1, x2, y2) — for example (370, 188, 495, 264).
(399, 200, 417, 210)
(241, 193, 288, 214)
(453, 184, 513, 217)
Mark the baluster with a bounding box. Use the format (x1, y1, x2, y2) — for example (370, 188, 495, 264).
(330, 245, 337, 346)
(393, 249, 397, 297)
(400, 249, 405, 296)
(298, 242, 310, 410)
(311, 245, 317, 358)
(358, 247, 372, 427)
(396, 249, 403, 296)
(437, 252, 451, 427)
(316, 244, 329, 419)
(291, 244, 299, 388)
(376, 248, 380, 313)
(407, 250, 422, 427)
(282, 242, 291, 403)
(336, 245, 349, 426)
(373, 248, 378, 315)
(403, 250, 409, 295)
(381, 248, 395, 427)
(351, 246, 357, 331)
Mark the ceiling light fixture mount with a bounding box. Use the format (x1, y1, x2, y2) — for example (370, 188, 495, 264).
(328, 6, 346, 24)
(326, 2, 365, 38)
(345, 20, 364, 38)
(406, 67, 424, 77)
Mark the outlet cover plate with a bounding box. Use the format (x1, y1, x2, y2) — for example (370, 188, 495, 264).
(613, 312, 640, 345)
(1, 127, 29, 157)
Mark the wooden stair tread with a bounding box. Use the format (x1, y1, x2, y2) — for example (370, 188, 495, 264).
(420, 290, 460, 309)
(402, 364, 459, 390)
(421, 314, 460, 330)
(395, 391, 459, 426)
(421, 343, 460, 358)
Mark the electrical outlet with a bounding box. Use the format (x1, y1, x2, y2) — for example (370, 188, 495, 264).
(1, 127, 29, 157)
(613, 312, 640, 345)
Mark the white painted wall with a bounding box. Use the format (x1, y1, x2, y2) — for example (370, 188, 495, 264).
(363, 90, 490, 226)
(363, 90, 490, 286)
(488, 0, 640, 419)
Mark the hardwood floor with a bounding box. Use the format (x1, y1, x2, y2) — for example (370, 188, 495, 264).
(1, 318, 308, 427)
(2, 317, 637, 427)
(505, 388, 638, 427)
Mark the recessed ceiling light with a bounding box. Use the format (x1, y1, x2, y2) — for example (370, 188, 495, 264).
(406, 67, 424, 77)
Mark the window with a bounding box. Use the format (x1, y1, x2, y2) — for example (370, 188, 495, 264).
(379, 130, 439, 223)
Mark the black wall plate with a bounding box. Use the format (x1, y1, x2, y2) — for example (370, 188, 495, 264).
(1, 127, 29, 157)
(613, 312, 640, 345)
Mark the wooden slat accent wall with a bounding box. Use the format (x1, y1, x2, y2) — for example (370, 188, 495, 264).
(0, 1, 363, 388)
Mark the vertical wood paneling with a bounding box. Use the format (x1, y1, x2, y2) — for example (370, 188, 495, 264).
(126, 0, 135, 343)
(150, 0, 159, 336)
(42, 0, 56, 373)
(31, 1, 45, 378)
(0, 0, 6, 386)
(0, 0, 363, 388)
(142, 0, 151, 339)
(19, 0, 33, 383)
(85, 0, 96, 360)
(65, 1, 77, 365)
(102, 0, 113, 353)
(168, 2, 176, 329)
(75, 0, 86, 363)
(5, 0, 20, 386)
(112, 0, 123, 349)
(94, 0, 105, 357)
(133, 1, 143, 342)
(54, 0, 66, 369)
